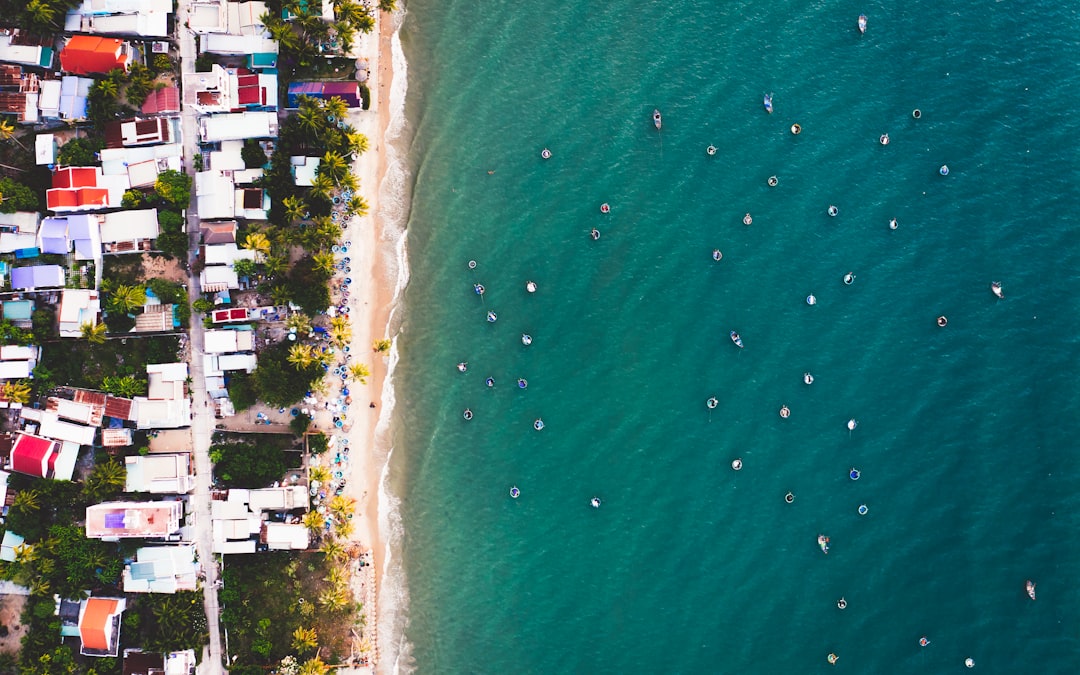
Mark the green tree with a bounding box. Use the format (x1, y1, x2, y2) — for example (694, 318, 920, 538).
(56, 136, 105, 166)
(282, 195, 307, 223)
(348, 362, 370, 384)
(1, 379, 32, 404)
(211, 441, 292, 488)
(299, 657, 329, 675)
(346, 132, 369, 156)
(242, 139, 267, 169)
(101, 374, 147, 397)
(156, 209, 188, 259)
(0, 177, 38, 213)
(291, 626, 318, 655)
(373, 338, 391, 353)
(241, 231, 271, 257)
(107, 284, 147, 314)
(81, 322, 106, 344)
(23, 0, 58, 31)
(287, 255, 331, 315)
(308, 173, 335, 202)
(379, 0, 398, 11)
(233, 257, 257, 279)
(83, 458, 126, 502)
(155, 169, 192, 206)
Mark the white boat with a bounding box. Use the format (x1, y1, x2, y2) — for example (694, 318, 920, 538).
(763, 93, 773, 114)
(858, 15, 867, 33)
(991, 281, 1004, 299)
(652, 109, 662, 130)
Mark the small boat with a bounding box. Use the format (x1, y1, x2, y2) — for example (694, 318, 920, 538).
(590, 497, 602, 508)
(763, 93, 773, 114)
(828, 205, 839, 217)
(600, 203, 611, 213)
(847, 418, 858, 431)
(837, 597, 847, 609)
(919, 637, 930, 647)
(731, 458, 743, 471)
(521, 334, 532, 346)
(526, 280, 538, 293)
(804, 372, 814, 385)
(940, 164, 950, 176)
(858, 504, 868, 515)
(533, 418, 544, 431)
(806, 294, 817, 305)
(485, 377, 495, 387)
(743, 213, 753, 226)
(712, 249, 723, 261)
(706, 145, 717, 156)
(706, 397, 718, 410)
(510, 486, 520, 498)
(652, 109, 662, 130)
(456, 362, 468, 373)
(827, 653, 838, 665)
(730, 331, 743, 348)
(474, 283, 485, 295)
(818, 535, 830, 554)
(889, 217, 898, 230)
(767, 175, 778, 187)
(487, 311, 497, 323)
(541, 148, 552, 159)
(590, 228, 601, 241)
(991, 281, 1004, 299)
(517, 378, 528, 389)
(791, 122, 802, 135)
(850, 468, 861, 480)
(779, 405, 791, 419)
(463, 408, 473, 421)
(1026, 580, 1036, 600)
(858, 14, 867, 33)
(879, 133, 890, 145)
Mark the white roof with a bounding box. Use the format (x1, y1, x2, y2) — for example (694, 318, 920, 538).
(203, 329, 238, 354)
(0, 362, 31, 379)
(204, 243, 256, 266)
(122, 544, 198, 593)
(132, 397, 191, 429)
(124, 454, 194, 494)
(199, 265, 239, 290)
(52, 398, 95, 424)
(58, 289, 99, 323)
(38, 80, 61, 118)
(0, 232, 38, 254)
(38, 410, 97, 446)
(53, 442, 80, 481)
(0, 345, 39, 361)
(199, 111, 274, 142)
(248, 486, 307, 511)
(291, 156, 319, 186)
(147, 362, 188, 381)
(217, 353, 256, 372)
(213, 539, 256, 554)
(0, 212, 40, 234)
(35, 134, 56, 165)
(264, 522, 308, 550)
(195, 170, 234, 219)
(99, 209, 159, 243)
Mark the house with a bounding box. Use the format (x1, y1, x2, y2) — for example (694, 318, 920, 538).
(140, 86, 180, 115)
(287, 81, 363, 109)
(203, 329, 254, 354)
(35, 134, 56, 165)
(204, 243, 256, 268)
(85, 500, 184, 539)
(194, 170, 235, 220)
(263, 522, 309, 550)
(291, 156, 320, 186)
(38, 215, 101, 258)
(123, 649, 197, 675)
(8, 432, 78, 481)
(0, 344, 40, 380)
(200, 220, 236, 245)
(57, 596, 127, 657)
(133, 363, 190, 429)
(104, 117, 180, 148)
(183, 65, 276, 112)
(199, 111, 277, 142)
(211, 486, 309, 553)
(104, 394, 137, 422)
(199, 265, 239, 293)
(46, 395, 103, 426)
(58, 289, 101, 338)
(100, 143, 183, 188)
(0, 65, 41, 124)
(64, 0, 172, 38)
(0, 529, 24, 563)
(122, 544, 198, 593)
(59, 36, 134, 76)
(47, 167, 128, 213)
(0, 212, 40, 254)
(32, 409, 98, 447)
(55, 76, 94, 120)
(236, 187, 269, 220)
(0, 30, 53, 69)
(10, 265, 64, 290)
(99, 209, 159, 253)
(124, 454, 195, 494)
(101, 428, 133, 447)
(2, 300, 34, 329)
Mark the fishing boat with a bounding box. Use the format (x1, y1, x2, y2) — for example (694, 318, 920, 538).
(858, 14, 867, 33)
(1026, 580, 1036, 600)
(730, 331, 743, 348)
(763, 93, 773, 114)
(991, 281, 1005, 299)
(652, 109, 662, 130)
(818, 535, 830, 554)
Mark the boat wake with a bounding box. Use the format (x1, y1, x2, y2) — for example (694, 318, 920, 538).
(376, 8, 416, 675)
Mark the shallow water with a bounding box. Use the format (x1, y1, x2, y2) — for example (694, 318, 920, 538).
(386, 1, 1080, 671)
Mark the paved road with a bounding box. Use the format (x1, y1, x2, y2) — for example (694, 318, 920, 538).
(175, 0, 226, 671)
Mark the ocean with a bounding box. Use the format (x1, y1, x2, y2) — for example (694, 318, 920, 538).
(379, 1, 1080, 672)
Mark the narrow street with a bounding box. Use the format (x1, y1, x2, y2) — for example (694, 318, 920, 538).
(174, 0, 226, 671)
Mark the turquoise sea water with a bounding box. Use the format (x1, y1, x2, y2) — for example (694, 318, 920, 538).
(384, 1, 1080, 672)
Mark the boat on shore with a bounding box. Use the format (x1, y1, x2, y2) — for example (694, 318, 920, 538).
(763, 93, 773, 114)
(652, 109, 662, 130)
(730, 331, 743, 348)
(1026, 580, 1036, 600)
(858, 15, 867, 33)
(991, 281, 1004, 299)
(818, 535, 830, 554)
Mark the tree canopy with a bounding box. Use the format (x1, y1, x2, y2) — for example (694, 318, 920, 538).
(155, 169, 192, 207)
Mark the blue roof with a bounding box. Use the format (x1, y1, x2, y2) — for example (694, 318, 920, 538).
(2, 300, 33, 321)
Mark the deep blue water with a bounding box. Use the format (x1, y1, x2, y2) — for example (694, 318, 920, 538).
(386, 1, 1080, 672)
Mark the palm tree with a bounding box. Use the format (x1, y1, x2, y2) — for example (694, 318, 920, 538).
(291, 626, 319, 655)
(336, 171, 358, 194)
(263, 256, 289, 280)
(93, 78, 119, 100)
(324, 97, 349, 124)
(348, 363, 371, 385)
(81, 322, 106, 344)
(12, 543, 37, 566)
(269, 283, 292, 305)
(24, 0, 58, 31)
(101, 375, 147, 398)
(373, 338, 392, 353)
(346, 195, 369, 219)
(285, 312, 312, 335)
(297, 102, 324, 137)
(319, 151, 348, 184)
(1, 379, 32, 404)
(320, 539, 347, 563)
(308, 465, 331, 484)
(334, 21, 357, 54)
(12, 489, 40, 513)
(299, 657, 329, 675)
(288, 343, 316, 369)
(333, 517, 355, 540)
(312, 251, 336, 276)
(346, 132, 370, 157)
(309, 173, 335, 202)
(27, 577, 50, 597)
(282, 195, 308, 223)
(329, 316, 351, 347)
(324, 565, 348, 589)
(302, 510, 324, 535)
(317, 588, 349, 613)
(108, 284, 147, 314)
(0, 117, 26, 150)
(328, 494, 356, 521)
(84, 458, 127, 501)
(242, 232, 271, 258)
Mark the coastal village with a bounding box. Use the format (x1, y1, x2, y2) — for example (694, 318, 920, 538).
(0, 0, 392, 673)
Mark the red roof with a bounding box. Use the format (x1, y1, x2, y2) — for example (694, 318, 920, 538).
(47, 187, 110, 210)
(10, 433, 55, 477)
(60, 36, 129, 76)
(141, 86, 180, 115)
(53, 166, 99, 189)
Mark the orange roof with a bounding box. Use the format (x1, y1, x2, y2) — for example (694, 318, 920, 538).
(60, 36, 129, 76)
(79, 598, 119, 652)
(53, 166, 99, 188)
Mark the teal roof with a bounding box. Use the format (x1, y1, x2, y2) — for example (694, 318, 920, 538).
(38, 47, 53, 69)
(248, 52, 278, 69)
(2, 300, 33, 321)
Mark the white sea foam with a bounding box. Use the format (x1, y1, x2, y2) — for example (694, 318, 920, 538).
(376, 9, 415, 675)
